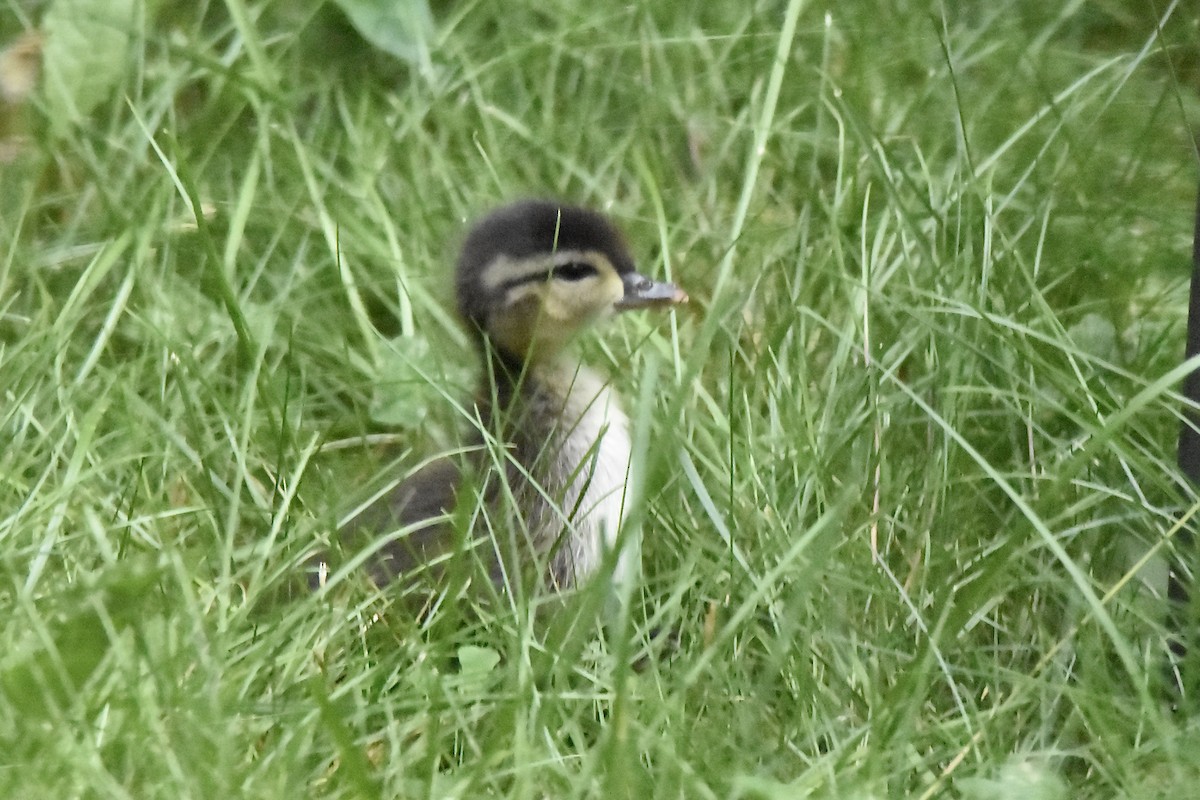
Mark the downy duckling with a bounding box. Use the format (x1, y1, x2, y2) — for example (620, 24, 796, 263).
(321, 200, 686, 597)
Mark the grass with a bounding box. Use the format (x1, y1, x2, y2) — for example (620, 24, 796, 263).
(2, 0, 1199, 796)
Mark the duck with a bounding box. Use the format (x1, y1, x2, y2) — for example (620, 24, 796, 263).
(318, 199, 687, 601)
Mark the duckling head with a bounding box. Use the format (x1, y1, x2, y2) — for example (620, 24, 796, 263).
(456, 200, 686, 363)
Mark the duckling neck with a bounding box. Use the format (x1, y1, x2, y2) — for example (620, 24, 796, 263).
(480, 347, 635, 589)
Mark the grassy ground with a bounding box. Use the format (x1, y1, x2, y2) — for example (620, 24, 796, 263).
(2, 0, 1200, 796)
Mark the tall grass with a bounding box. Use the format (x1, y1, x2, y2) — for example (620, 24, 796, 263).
(2, 0, 1198, 796)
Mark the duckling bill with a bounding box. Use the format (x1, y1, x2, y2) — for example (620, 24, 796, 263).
(324, 200, 686, 596)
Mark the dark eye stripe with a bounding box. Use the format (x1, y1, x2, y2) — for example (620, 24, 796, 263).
(494, 260, 598, 292)
(549, 261, 597, 281)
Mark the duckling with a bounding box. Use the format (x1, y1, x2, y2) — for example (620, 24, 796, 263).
(324, 200, 686, 598)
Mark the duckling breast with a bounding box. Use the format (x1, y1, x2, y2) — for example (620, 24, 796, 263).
(510, 363, 636, 590)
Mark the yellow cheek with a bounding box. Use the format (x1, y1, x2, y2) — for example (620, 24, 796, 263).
(489, 273, 626, 359)
(600, 271, 623, 305)
(551, 277, 622, 321)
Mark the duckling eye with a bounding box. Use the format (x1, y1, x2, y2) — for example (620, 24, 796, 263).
(549, 261, 597, 282)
